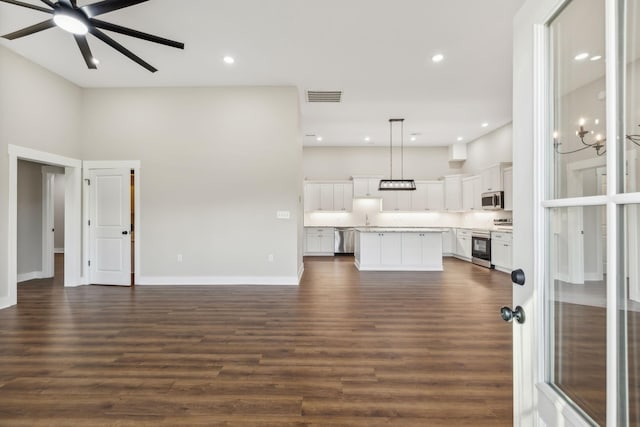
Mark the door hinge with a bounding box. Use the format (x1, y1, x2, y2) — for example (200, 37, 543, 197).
(88, 260, 91, 267)
(85, 178, 91, 186)
(88, 220, 91, 226)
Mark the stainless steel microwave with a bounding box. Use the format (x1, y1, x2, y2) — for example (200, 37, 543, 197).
(481, 191, 504, 210)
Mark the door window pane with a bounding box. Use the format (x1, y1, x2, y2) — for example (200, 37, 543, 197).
(549, 0, 606, 199)
(623, 205, 640, 424)
(547, 205, 607, 424)
(624, 1, 640, 193)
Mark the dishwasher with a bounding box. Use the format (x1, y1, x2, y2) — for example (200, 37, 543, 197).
(334, 228, 355, 255)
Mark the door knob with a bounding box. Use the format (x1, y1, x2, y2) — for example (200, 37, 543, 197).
(500, 306, 525, 324)
(511, 268, 525, 286)
(122, 231, 129, 235)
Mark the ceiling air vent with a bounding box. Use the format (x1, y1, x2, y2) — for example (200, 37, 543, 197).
(306, 91, 342, 103)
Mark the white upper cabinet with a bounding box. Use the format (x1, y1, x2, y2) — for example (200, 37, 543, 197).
(426, 182, 445, 211)
(304, 181, 353, 212)
(411, 181, 444, 211)
(304, 182, 321, 212)
(462, 175, 482, 211)
(333, 183, 353, 212)
(352, 176, 383, 198)
(503, 167, 513, 211)
(319, 184, 334, 211)
(480, 163, 512, 193)
(444, 175, 463, 211)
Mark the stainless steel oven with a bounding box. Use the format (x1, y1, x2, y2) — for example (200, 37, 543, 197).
(471, 229, 493, 268)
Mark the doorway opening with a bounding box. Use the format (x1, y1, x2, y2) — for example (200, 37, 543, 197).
(6, 145, 83, 310)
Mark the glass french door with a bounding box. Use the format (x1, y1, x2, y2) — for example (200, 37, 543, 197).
(513, 0, 639, 425)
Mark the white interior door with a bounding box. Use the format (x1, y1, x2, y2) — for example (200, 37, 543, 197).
(89, 168, 131, 286)
(513, 0, 639, 425)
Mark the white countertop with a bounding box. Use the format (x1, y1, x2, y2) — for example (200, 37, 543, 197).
(354, 227, 445, 233)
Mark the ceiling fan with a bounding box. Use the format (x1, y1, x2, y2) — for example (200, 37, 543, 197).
(0, 0, 184, 72)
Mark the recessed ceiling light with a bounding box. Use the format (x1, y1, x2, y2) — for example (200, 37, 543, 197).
(316, 136, 323, 142)
(410, 136, 417, 141)
(223, 56, 235, 64)
(590, 55, 602, 61)
(432, 53, 444, 63)
(364, 137, 371, 142)
(457, 137, 464, 142)
(574, 52, 589, 61)
(481, 122, 489, 128)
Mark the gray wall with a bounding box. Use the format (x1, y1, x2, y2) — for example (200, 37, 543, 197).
(80, 86, 302, 280)
(17, 161, 42, 275)
(0, 46, 82, 303)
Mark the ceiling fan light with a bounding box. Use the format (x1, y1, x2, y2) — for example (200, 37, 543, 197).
(54, 12, 88, 35)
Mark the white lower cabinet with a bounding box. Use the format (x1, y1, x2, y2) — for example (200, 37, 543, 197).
(356, 231, 443, 271)
(491, 231, 513, 273)
(304, 227, 335, 255)
(455, 229, 472, 261)
(401, 233, 443, 270)
(360, 232, 402, 265)
(441, 228, 454, 255)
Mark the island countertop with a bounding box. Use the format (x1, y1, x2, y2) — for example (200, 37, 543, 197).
(354, 227, 445, 233)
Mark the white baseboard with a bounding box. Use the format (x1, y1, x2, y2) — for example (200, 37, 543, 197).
(137, 275, 300, 286)
(54, 248, 65, 254)
(17, 271, 44, 283)
(298, 264, 305, 283)
(0, 296, 16, 310)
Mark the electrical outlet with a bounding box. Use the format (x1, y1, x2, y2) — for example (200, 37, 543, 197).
(268, 254, 274, 262)
(177, 254, 183, 263)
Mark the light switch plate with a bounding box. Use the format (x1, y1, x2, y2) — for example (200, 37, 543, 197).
(276, 210, 291, 219)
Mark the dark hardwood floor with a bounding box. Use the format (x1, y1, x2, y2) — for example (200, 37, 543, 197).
(0, 255, 513, 426)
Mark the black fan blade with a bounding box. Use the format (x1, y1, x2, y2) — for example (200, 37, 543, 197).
(0, 0, 52, 14)
(2, 19, 55, 40)
(39, 0, 55, 8)
(74, 34, 97, 69)
(82, 0, 148, 17)
(91, 19, 184, 49)
(90, 27, 156, 72)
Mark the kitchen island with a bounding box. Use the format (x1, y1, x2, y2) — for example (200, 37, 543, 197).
(354, 228, 444, 271)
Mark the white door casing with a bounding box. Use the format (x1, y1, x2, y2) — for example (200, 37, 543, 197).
(88, 168, 131, 286)
(41, 167, 57, 279)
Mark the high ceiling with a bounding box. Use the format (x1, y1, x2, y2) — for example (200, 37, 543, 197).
(0, 0, 525, 147)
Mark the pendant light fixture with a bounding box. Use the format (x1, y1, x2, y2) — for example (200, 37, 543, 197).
(379, 118, 416, 191)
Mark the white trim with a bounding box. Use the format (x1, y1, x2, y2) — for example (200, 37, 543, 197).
(54, 248, 64, 254)
(605, 0, 622, 423)
(537, 383, 594, 426)
(17, 271, 44, 283)
(83, 161, 141, 286)
(83, 160, 141, 170)
(137, 276, 300, 286)
(612, 192, 640, 204)
(297, 263, 304, 283)
(303, 252, 334, 256)
(41, 167, 56, 279)
(7, 145, 83, 310)
(542, 196, 607, 208)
